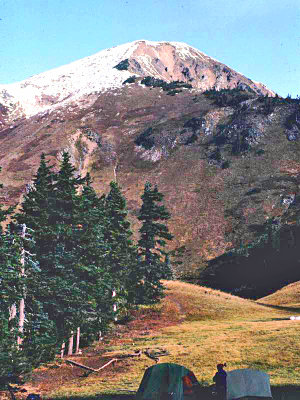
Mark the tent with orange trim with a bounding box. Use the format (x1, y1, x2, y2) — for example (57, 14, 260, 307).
(136, 363, 200, 400)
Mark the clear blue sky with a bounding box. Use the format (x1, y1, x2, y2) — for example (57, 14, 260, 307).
(0, 0, 299, 97)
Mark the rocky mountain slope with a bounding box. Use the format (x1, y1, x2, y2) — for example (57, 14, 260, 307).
(1, 40, 299, 278)
(0, 40, 274, 121)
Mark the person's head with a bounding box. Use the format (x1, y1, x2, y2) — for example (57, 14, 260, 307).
(217, 363, 226, 371)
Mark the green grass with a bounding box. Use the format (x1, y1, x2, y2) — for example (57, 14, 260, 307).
(30, 281, 300, 400)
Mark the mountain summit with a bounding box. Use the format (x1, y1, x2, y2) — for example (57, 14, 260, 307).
(1, 39, 296, 285)
(0, 40, 274, 119)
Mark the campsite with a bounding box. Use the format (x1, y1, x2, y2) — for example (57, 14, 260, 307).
(4, 280, 300, 400)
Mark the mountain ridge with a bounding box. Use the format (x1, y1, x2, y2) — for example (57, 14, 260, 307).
(1, 40, 298, 285)
(0, 40, 275, 120)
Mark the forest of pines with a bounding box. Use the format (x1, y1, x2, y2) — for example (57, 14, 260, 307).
(0, 152, 173, 382)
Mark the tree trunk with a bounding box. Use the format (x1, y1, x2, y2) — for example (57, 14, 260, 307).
(75, 327, 80, 354)
(68, 332, 74, 356)
(9, 304, 16, 321)
(17, 224, 26, 348)
(60, 342, 65, 359)
(17, 298, 25, 347)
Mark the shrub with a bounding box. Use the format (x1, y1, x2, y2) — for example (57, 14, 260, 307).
(122, 76, 137, 85)
(204, 88, 254, 107)
(141, 76, 192, 91)
(134, 127, 155, 150)
(113, 59, 129, 71)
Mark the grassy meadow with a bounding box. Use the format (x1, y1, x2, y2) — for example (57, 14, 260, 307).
(22, 281, 300, 400)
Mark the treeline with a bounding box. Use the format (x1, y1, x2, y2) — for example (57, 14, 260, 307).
(0, 152, 173, 381)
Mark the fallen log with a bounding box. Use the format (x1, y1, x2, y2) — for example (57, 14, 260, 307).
(65, 358, 118, 372)
(65, 347, 165, 373)
(117, 350, 142, 359)
(65, 360, 98, 372)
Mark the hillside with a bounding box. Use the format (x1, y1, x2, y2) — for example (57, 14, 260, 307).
(198, 197, 300, 299)
(258, 281, 300, 308)
(0, 40, 299, 278)
(9, 281, 300, 400)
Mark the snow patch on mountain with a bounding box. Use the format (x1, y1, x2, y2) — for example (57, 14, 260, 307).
(0, 41, 143, 117)
(0, 40, 275, 119)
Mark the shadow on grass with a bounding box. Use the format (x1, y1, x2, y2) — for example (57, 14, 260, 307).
(252, 317, 292, 322)
(256, 302, 300, 313)
(49, 395, 135, 400)
(272, 385, 300, 399)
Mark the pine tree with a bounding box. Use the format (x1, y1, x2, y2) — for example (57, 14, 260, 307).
(15, 152, 88, 346)
(16, 153, 56, 266)
(0, 227, 25, 379)
(105, 181, 140, 308)
(15, 154, 123, 350)
(0, 168, 51, 380)
(75, 174, 117, 335)
(35, 152, 91, 343)
(137, 182, 173, 304)
(0, 167, 23, 379)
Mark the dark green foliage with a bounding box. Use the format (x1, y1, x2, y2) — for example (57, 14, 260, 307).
(122, 76, 137, 84)
(182, 118, 204, 145)
(211, 114, 261, 156)
(221, 160, 230, 169)
(104, 181, 140, 307)
(0, 171, 53, 380)
(0, 169, 26, 379)
(74, 175, 118, 333)
(284, 109, 300, 130)
(137, 182, 173, 304)
(184, 118, 204, 131)
(256, 94, 300, 114)
(1, 152, 179, 379)
(204, 88, 254, 107)
(113, 59, 130, 71)
(134, 127, 155, 150)
(166, 89, 182, 96)
(15, 153, 111, 346)
(0, 229, 25, 378)
(141, 76, 192, 92)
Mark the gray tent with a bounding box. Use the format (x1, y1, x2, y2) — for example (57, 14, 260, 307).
(226, 369, 272, 399)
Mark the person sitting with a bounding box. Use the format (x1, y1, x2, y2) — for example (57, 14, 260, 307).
(213, 363, 227, 399)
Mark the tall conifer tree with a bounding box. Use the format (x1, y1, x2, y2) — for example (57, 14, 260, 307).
(105, 181, 140, 307)
(75, 174, 117, 334)
(137, 182, 173, 304)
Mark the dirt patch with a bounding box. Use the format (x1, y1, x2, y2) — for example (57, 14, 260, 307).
(14, 296, 183, 399)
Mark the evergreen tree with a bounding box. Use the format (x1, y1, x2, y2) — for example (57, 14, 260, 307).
(15, 154, 123, 349)
(16, 153, 56, 265)
(75, 174, 117, 335)
(0, 227, 25, 379)
(0, 168, 51, 381)
(0, 167, 23, 379)
(15, 152, 88, 346)
(137, 182, 173, 304)
(105, 181, 140, 307)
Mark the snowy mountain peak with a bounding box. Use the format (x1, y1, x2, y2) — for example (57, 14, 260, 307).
(0, 40, 275, 119)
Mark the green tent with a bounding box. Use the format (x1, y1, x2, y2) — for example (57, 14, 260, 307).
(136, 363, 200, 400)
